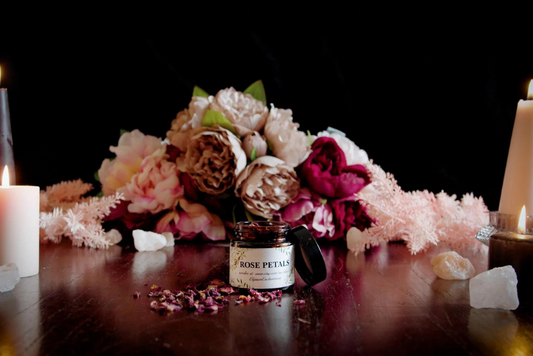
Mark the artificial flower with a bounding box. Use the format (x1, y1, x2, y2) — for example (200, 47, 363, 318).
(98, 130, 163, 196)
(299, 137, 371, 198)
(123, 146, 184, 214)
(210, 87, 268, 137)
(242, 131, 268, 160)
(329, 196, 374, 240)
(316, 128, 369, 166)
(166, 96, 208, 152)
(177, 127, 247, 195)
(235, 155, 300, 219)
(278, 188, 336, 239)
(263, 105, 311, 167)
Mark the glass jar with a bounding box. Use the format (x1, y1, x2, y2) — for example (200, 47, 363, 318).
(229, 221, 295, 290)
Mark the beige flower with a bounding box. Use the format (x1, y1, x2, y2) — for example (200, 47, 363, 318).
(264, 105, 311, 167)
(179, 127, 246, 195)
(235, 155, 300, 219)
(210, 87, 268, 137)
(242, 131, 268, 160)
(166, 96, 210, 152)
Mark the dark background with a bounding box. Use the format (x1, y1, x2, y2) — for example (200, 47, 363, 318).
(1, 12, 531, 212)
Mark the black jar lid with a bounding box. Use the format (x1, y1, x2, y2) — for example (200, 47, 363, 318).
(289, 225, 327, 286)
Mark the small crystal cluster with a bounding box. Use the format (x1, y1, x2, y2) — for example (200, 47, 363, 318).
(138, 279, 285, 314)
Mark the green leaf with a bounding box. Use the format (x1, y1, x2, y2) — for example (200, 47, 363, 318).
(243, 80, 266, 105)
(250, 148, 257, 161)
(320, 198, 328, 205)
(193, 86, 209, 98)
(307, 130, 313, 146)
(120, 129, 129, 136)
(94, 171, 100, 182)
(202, 110, 237, 135)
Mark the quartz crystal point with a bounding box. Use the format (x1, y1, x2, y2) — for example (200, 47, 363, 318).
(133, 229, 167, 252)
(0, 263, 21, 292)
(431, 251, 475, 280)
(469, 265, 519, 310)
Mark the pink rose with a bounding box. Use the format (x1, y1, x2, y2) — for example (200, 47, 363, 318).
(299, 137, 371, 198)
(329, 197, 374, 240)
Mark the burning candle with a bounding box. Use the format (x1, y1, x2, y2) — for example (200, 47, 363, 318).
(489, 205, 533, 301)
(0, 66, 16, 184)
(499, 80, 533, 215)
(0, 166, 40, 277)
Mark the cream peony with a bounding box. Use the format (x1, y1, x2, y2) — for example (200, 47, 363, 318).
(179, 127, 247, 195)
(235, 155, 300, 219)
(166, 96, 209, 152)
(316, 129, 369, 165)
(98, 129, 163, 196)
(210, 87, 268, 137)
(264, 105, 311, 167)
(123, 146, 184, 214)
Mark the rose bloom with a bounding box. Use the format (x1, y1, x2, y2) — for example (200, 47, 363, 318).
(263, 105, 310, 167)
(178, 127, 247, 195)
(235, 155, 300, 219)
(98, 129, 164, 196)
(279, 188, 336, 239)
(299, 137, 371, 198)
(210, 87, 269, 137)
(122, 146, 184, 215)
(316, 129, 369, 166)
(155, 199, 226, 241)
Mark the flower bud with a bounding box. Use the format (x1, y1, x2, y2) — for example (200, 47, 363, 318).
(242, 132, 267, 160)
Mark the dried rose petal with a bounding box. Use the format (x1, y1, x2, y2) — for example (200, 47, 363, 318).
(294, 299, 305, 305)
(133, 291, 141, 299)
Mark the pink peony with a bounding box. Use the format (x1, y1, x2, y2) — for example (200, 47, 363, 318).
(279, 188, 336, 239)
(123, 146, 184, 215)
(98, 130, 163, 196)
(299, 137, 371, 198)
(155, 200, 226, 241)
(264, 105, 311, 167)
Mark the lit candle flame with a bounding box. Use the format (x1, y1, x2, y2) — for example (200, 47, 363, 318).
(528, 80, 533, 100)
(1, 165, 9, 187)
(518, 205, 527, 234)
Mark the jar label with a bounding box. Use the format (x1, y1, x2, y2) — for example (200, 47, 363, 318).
(229, 246, 295, 289)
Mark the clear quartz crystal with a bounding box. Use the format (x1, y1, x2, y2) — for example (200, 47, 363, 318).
(469, 265, 519, 310)
(0, 263, 21, 292)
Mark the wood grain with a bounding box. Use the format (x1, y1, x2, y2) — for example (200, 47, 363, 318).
(1, 239, 532, 355)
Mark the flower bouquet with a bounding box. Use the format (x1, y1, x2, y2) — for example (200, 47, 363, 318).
(97, 81, 374, 242)
(39, 81, 489, 253)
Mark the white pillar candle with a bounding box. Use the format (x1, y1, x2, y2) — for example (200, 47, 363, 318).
(499, 80, 533, 216)
(0, 166, 39, 277)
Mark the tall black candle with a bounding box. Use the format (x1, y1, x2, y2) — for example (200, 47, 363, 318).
(0, 67, 16, 185)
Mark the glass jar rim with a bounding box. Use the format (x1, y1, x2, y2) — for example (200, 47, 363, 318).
(235, 221, 291, 234)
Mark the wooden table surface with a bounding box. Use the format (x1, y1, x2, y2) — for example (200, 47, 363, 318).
(1, 238, 532, 355)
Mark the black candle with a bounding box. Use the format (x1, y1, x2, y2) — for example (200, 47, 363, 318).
(0, 67, 16, 185)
